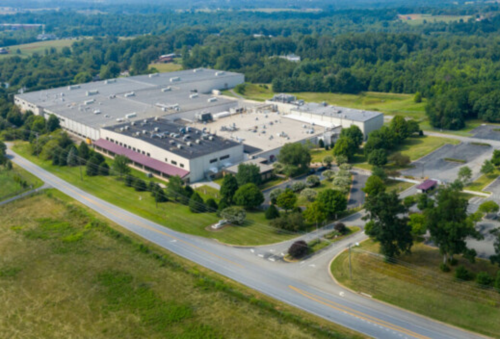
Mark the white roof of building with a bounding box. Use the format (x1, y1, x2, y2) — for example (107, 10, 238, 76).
(291, 102, 382, 123)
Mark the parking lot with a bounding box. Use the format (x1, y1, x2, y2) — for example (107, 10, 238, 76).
(470, 125, 500, 141)
(402, 143, 491, 181)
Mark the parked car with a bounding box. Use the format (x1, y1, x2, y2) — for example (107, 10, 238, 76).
(317, 166, 327, 172)
(307, 168, 316, 175)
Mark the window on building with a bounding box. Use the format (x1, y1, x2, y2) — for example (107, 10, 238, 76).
(209, 158, 217, 163)
(180, 164, 184, 168)
(171, 160, 177, 165)
(165, 158, 168, 162)
(147, 153, 150, 157)
(133, 148, 136, 152)
(220, 155, 230, 160)
(106, 137, 109, 141)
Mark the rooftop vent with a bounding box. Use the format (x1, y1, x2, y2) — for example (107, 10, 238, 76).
(109, 94, 116, 99)
(193, 68, 203, 73)
(124, 92, 135, 98)
(154, 127, 160, 132)
(116, 118, 124, 122)
(84, 99, 95, 105)
(125, 112, 137, 119)
(189, 93, 199, 99)
(105, 79, 117, 84)
(93, 109, 101, 114)
(142, 130, 147, 134)
(187, 141, 192, 147)
(169, 140, 175, 144)
(207, 97, 217, 103)
(215, 71, 225, 76)
(170, 77, 180, 82)
(86, 90, 99, 96)
(68, 85, 80, 91)
(149, 73, 159, 78)
(195, 139, 201, 144)
(177, 144, 183, 149)
(161, 87, 171, 92)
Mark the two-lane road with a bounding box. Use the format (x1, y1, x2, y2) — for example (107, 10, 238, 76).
(7, 148, 486, 339)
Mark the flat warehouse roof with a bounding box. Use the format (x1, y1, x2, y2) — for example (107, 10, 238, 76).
(105, 118, 241, 160)
(291, 102, 382, 122)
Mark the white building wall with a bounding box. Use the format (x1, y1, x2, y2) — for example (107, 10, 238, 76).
(190, 74, 245, 94)
(100, 128, 244, 182)
(165, 101, 239, 122)
(14, 96, 43, 115)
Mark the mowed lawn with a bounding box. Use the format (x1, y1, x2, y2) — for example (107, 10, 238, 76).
(0, 193, 362, 339)
(0, 39, 75, 59)
(13, 142, 296, 246)
(466, 168, 500, 193)
(352, 135, 460, 171)
(331, 240, 500, 338)
(148, 61, 183, 73)
(0, 164, 44, 201)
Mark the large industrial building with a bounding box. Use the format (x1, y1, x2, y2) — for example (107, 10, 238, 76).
(14, 68, 244, 140)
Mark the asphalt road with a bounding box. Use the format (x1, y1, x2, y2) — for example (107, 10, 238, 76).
(7, 147, 484, 339)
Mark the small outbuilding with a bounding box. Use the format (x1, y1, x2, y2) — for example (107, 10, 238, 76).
(416, 179, 437, 193)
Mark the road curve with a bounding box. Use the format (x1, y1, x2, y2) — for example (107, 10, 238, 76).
(7, 148, 487, 339)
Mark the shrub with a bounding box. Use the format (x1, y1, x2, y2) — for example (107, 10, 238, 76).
(220, 206, 246, 225)
(334, 222, 347, 235)
(265, 204, 280, 220)
(189, 192, 205, 213)
(300, 188, 317, 202)
(271, 212, 305, 232)
(306, 175, 320, 187)
(269, 188, 284, 204)
(288, 240, 309, 259)
(440, 263, 450, 272)
(291, 181, 306, 192)
(455, 265, 473, 281)
(476, 272, 493, 287)
(134, 178, 147, 192)
(403, 196, 416, 208)
(495, 271, 500, 292)
(205, 198, 218, 211)
(449, 257, 458, 266)
(125, 175, 135, 187)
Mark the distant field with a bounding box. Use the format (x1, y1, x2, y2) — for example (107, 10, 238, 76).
(398, 14, 472, 26)
(149, 60, 183, 73)
(0, 39, 75, 59)
(0, 164, 44, 201)
(240, 8, 322, 13)
(0, 192, 361, 339)
(332, 240, 500, 338)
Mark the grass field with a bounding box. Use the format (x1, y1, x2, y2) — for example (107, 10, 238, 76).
(0, 164, 44, 201)
(148, 60, 183, 73)
(0, 192, 362, 339)
(352, 135, 460, 171)
(466, 169, 500, 193)
(331, 240, 500, 338)
(12, 142, 297, 246)
(398, 14, 472, 26)
(385, 179, 414, 193)
(0, 39, 75, 59)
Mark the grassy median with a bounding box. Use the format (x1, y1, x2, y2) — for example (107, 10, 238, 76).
(331, 240, 500, 338)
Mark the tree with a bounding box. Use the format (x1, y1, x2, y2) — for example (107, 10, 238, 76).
(323, 155, 334, 167)
(368, 149, 387, 167)
(372, 166, 387, 182)
(390, 116, 409, 141)
(316, 189, 347, 219)
(221, 206, 246, 225)
(271, 212, 305, 232)
(403, 195, 416, 208)
(323, 170, 335, 181)
(217, 197, 230, 215)
(492, 150, 500, 167)
(340, 125, 363, 148)
(363, 175, 386, 196)
(364, 191, 413, 259)
(189, 192, 205, 213)
(291, 181, 306, 192)
(278, 143, 311, 177)
(46, 115, 60, 133)
(86, 155, 103, 176)
(458, 166, 472, 185)
(414, 91, 423, 103)
(300, 188, 317, 202)
(167, 175, 185, 202)
(236, 163, 262, 186)
(78, 142, 90, 165)
(151, 183, 168, 203)
(424, 187, 482, 264)
(234, 183, 264, 209)
(269, 188, 284, 204)
(333, 137, 356, 161)
(481, 160, 495, 175)
(318, 139, 325, 148)
(335, 155, 348, 165)
(334, 222, 347, 234)
(265, 204, 280, 220)
(220, 175, 239, 204)
(303, 201, 327, 231)
(112, 155, 131, 178)
(66, 146, 79, 167)
(125, 175, 135, 187)
(99, 162, 110, 176)
(288, 240, 309, 259)
(206, 198, 218, 211)
(388, 152, 410, 167)
(491, 231, 500, 267)
(306, 175, 320, 187)
(408, 213, 426, 236)
(417, 193, 433, 210)
(479, 201, 499, 215)
(276, 189, 297, 212)
(134, 177, 147, 191)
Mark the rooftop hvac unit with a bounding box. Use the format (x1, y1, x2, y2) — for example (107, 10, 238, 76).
(93, 109, 101, 114)
(193, 68, 203, 73)
(105, 79, 117, 84)
(116, 118, 124, 122)
(170, 77, 180, 82)
(68, 85, 80, 91)
(124, 126, 129, 131)
(195, 139, 201, 144)
(109, 94, 116, 99)
(169, 140, 175, 144)
(208, 136, 214, 141)
(143, 119, 147, 123)
(161, 87, 171, 92)
(86, 90, 99, 96)
(120, 127, 124, 132)
(189, 93, 199, 99)
(84, 99, 95, 105)
(125, 113, 137, 119)
(149, 73, 159, 78)
(154, 127, 160, 132)
(207, 97, 217, 103)
(142, 130, 147, 134)
(124, 92, 135, 98)
(131, 121, 136, 126)
(215, 71, 225, 76)
(177, 144, 183, 149)
(187, 141, 192, 147)
(154, 116, 159, 121)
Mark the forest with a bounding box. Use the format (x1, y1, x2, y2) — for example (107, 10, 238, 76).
(1, 1, 500, 131)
